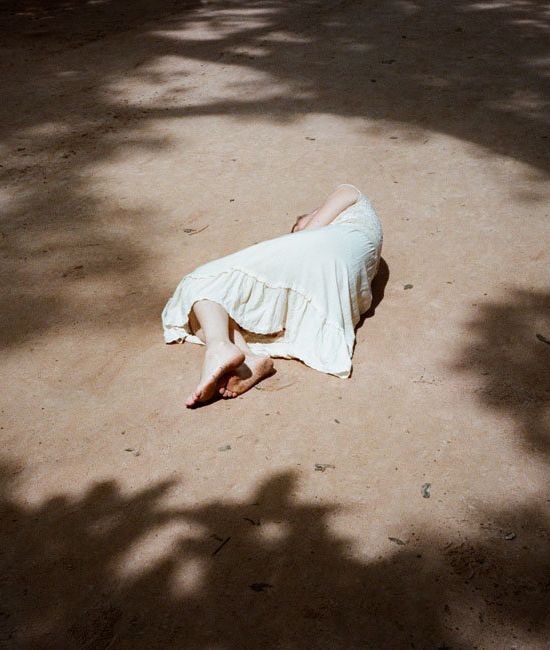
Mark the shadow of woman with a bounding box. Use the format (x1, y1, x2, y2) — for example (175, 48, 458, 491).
(356, 257, 389, 331)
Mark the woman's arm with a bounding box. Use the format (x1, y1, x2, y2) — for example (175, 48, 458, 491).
(301, 185, 360, 230)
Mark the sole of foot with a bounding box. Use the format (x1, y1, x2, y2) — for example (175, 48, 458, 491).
(186, 342, 245, 408)
(219, 354, 275, 398)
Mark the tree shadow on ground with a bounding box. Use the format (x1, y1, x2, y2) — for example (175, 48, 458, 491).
(452, 289, 550, 458)
(0, 462, 548, 648)
(1, 0, 549, 347)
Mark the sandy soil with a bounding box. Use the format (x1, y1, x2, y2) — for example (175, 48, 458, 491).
(1, 0, 549, 648)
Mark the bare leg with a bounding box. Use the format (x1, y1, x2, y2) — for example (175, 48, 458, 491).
(218, 321, 275, 398)
(185, 300, 245, 408)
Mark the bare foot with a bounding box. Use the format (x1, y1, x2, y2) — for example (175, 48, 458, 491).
(186, 341, 245, 407)
(218, 353, 275, 398)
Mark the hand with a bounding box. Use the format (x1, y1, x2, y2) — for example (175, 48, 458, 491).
(292, 214, 312, 232)
(291, 208, 319, 233)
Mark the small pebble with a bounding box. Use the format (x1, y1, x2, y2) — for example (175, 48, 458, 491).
(315, 463, 336, 472)
(249, 582, 273, 592)
(124, 447, 135, 452)
(404, 284, 413, 290)
(421, 482, 431, 498)
(218, 444, 231, 452)
(388, 536, 407, 545)
(504, 532, 516, 541)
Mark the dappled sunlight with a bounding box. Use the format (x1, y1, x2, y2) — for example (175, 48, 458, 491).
(114, 521, 205, 582)
(0, 462, 548, 646)
(1, 0, 549, 346)
(1, 4, 548, 645)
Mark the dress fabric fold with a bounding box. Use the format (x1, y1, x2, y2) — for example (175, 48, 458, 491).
(162, 188, 383, 378)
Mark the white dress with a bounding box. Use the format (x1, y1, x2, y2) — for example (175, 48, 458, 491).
(162, 184, 383, 378)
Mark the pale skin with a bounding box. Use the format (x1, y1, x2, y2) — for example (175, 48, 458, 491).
(185, 185, 360, 407)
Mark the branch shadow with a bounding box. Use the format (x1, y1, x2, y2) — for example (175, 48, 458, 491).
(1, 0, 549, 347)
(1, 461, 548, 647)
(0, 0, 203, 349)
(452, 289, 550, 458)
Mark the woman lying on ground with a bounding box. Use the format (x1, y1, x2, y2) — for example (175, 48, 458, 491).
(162, 183, 383, 408)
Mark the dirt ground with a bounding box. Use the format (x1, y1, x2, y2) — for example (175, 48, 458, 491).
(1, 0, 549, 648)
